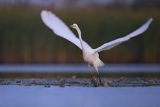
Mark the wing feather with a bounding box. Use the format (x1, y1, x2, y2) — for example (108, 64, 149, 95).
(41, 10, 91, 50)
(94, 18, 153, 53)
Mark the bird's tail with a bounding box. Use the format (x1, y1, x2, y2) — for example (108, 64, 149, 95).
(98, 59, 105, 67)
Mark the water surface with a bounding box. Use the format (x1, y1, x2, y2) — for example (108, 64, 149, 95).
(0, 85, 159, 107)
(0, 64, 160, 73)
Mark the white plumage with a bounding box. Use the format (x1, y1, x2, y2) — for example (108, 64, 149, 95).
(41, 10, 92, 51)
(41, 10, 153, 83)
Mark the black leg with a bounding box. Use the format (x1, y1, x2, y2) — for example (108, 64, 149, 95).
(88, 64, 94, 78)
(97, 72, 103, 85)
(88, 66, 99, 87)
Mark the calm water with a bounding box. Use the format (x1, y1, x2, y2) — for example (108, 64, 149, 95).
(0, 64, 160, 73)
(0, 64, 160, 107)
(0, 85, 160, 107)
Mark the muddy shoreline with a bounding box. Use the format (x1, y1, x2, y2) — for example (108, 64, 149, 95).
(1, 77, 160, 87)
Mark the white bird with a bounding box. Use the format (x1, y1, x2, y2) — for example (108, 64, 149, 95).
(41, 10, 153, 84)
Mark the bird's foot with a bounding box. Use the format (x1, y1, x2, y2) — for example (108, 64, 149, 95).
(91, 77, 109, 87)
(91, 76, 100, 87)
(103, 79, 109, 87)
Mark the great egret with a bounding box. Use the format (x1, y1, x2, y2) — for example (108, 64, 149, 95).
(41, 10, 153, 85)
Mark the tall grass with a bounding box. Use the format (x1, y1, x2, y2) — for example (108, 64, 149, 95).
(0, 7, 160, 63)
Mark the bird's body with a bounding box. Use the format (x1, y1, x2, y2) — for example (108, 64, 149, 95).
(40, 10, 153, 84)
(70, 23, 104, 74)
(83, 52, 104, 71)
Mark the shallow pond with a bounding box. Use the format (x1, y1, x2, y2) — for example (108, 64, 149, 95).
(0, 85, 160, 107)
(0, 64, 160, 107)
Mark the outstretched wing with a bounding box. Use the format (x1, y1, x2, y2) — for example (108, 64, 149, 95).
(41, 10, 92, 50)
(94, 18, 153, 53)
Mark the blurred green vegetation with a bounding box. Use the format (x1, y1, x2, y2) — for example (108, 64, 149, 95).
(0, 6, 160, 64)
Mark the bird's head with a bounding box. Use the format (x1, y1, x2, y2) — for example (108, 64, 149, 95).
(70, 23, 81, 36)
(70, 23, 78, 29)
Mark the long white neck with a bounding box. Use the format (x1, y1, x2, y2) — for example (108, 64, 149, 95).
(75, 25, 85, 51)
